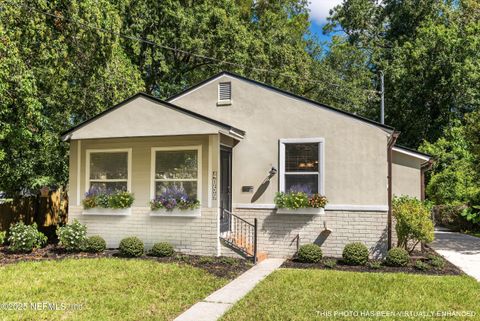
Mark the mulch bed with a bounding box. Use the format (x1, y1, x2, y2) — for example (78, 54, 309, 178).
(281, 248, 463, 276)
(0, 245, 252, 279)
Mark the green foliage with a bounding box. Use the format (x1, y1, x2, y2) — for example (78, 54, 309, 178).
(85, 236, 107, 253)
(420, 122, 480, 205)
(0, 231, 5, 245)
(275, 192, 327, 209)
(56, 220, 88, 252)
(414, 260, 431, 271)
(367, 261, 382, 269)
(433, 205, 473, 231)
(82, 191, 134, 209)
(393, 196, 434, 252)
(8, 222, 47, 253)
(119, 237, 144, 257)
(428, 254, 445, 270)
(150, 242, 174, 257)
(385, 247, 409, 267)
(461, 206, 480, 225)
(342, 242, 369, 265)
(297, 244, 323, 263)
(323, 259, 337, 269)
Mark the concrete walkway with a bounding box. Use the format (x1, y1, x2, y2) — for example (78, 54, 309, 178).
(174, 258, 285, 321)
(431, 230, 480, 281)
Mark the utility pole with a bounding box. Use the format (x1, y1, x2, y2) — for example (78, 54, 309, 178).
(380, 71, 385, 124)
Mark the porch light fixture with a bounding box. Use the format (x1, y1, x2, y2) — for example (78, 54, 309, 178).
(268, 167, 277, 179)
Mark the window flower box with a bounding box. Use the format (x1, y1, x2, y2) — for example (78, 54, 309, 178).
(276, 207, 325, 215)
(82, 208, 131, 216)
(149, 208, 201, 217)
(274, 190, 327, 215)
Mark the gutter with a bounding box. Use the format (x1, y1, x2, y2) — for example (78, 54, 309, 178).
(387, 131, 400, 250)
(420, 160, 434, 201)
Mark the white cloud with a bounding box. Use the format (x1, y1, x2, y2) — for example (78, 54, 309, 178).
(308, 0, 343, 23)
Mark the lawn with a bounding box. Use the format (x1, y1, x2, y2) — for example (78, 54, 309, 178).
(222, 269, 480, 321)
(0, 258, 228, 320)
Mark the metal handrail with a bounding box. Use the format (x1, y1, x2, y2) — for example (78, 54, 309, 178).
(220, 208, 258, 263)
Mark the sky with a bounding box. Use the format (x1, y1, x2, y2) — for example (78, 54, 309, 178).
(307, 0, 343, 42)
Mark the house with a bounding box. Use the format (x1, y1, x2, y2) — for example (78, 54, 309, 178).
(61, 71, 431, 260)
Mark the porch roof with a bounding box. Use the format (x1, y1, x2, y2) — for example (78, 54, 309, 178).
(61, 93, 245, 141)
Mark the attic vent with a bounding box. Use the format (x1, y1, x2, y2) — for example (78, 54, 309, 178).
(218, 82, 232, 105)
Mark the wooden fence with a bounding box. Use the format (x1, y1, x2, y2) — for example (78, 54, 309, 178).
(0, 189, 68, 232)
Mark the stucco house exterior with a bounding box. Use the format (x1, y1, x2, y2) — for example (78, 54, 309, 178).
(61, 71, 431, 260)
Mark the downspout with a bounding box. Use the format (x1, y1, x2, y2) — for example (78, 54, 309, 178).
(387, 131, 400, 250)
(420, 160, 434, 201)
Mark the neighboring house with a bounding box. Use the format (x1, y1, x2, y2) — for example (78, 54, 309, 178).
(61, 71, 431, 260)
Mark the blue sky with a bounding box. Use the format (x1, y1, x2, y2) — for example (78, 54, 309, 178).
(307, 0, 343, 42)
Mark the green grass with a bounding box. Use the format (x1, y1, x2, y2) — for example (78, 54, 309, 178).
(0, 258, 228, 320)
(222, 269, 480, 321)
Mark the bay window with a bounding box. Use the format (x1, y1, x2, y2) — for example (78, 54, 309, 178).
(279, 138, 324, 195)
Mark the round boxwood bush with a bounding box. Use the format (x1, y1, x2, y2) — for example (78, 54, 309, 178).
(86, 235, 106, 253)
(119, 236, 144, 257)
(385, 247, 409, 267)
(342, 242, 369, 265)
(297, 244, 323, 263)
(150, 242, 174, 257)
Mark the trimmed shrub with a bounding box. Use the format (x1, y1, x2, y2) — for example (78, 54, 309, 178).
(415, 260, 431, 271)
(297, 244, 323, 263)
(150, 242, 174, 257)
(428, 254, 445, 269)
(385, 247, 409, 267)
(393, 196, 434, 252)
(57, 220, 87, 252)
(8, 222, 47, 253)
(119, 237, 144, 257)
(368, 261, 382, 269)
(323, 259, 337, 268)
(342, 242, 369, 265)
(86, 236, 106, 253)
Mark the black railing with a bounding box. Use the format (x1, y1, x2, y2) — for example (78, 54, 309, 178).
(220, 208, 258, 263)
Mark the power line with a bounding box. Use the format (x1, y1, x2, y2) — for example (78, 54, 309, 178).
(2, 0, 380, 94)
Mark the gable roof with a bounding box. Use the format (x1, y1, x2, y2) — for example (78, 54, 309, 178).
(61, 92, 245, 141)
(168, 71, 395, 133)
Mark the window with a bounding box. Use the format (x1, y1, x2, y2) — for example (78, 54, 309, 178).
(218, 82, 232, 104)
(151, 146, 202, 200)
(279, 138, 324, 195)
(86, 149, 131, 193)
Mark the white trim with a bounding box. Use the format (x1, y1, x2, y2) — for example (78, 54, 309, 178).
(233, 203, 388, 212)
(149, 208, 201, 217)
(76, 140, 81, 206)
(85, 148, 132, 194)
(279, 138, 325, 196)
(392, 147, 430, 161)
(150, 145, 202, 203)
(325, 204, 388, 212)
(82, 208, 131, 216)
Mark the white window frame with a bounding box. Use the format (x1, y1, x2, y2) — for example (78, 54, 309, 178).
(150, 145, 202, 202)
(279, 138, 325, 195)
(85, 148, 132, 193)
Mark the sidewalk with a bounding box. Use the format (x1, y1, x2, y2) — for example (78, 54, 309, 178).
(174, 258, 285, 321)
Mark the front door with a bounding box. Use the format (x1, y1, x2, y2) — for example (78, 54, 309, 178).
(220, 146, 232, 233)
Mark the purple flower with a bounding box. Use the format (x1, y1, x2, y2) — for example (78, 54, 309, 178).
(287, 184, 313, 196)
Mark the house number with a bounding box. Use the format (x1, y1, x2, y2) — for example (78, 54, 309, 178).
(212, 171, 217, 200)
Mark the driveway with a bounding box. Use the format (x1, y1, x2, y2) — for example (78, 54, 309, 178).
(431, 230, 480, 281)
